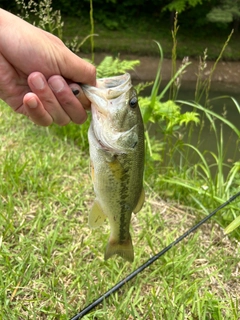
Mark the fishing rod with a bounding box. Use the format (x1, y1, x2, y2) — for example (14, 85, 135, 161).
(70, 191, 240, 320)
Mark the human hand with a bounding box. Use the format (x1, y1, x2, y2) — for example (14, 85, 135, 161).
(0, 9, 96, 126)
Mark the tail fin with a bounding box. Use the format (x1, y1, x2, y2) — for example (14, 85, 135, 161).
(104, 236, 134, 263)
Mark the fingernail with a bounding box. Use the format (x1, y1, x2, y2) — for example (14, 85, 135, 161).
(49, 78, 64, 93)
(26, 97, 38, 108)
(31, 75, 45, 90)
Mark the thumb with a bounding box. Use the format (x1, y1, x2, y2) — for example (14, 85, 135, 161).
(59, 46, 96, 86)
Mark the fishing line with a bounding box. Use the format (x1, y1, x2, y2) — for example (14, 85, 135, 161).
(70, 191, 240, 320)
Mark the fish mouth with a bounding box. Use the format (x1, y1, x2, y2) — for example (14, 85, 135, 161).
(96, 73, 131, 96)
(82, 73, 131, 115)
(84, 73, 137, 153)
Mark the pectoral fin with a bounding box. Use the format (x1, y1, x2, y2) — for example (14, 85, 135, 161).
(133, 188, 145, 213)
(89, 200, 106, 228)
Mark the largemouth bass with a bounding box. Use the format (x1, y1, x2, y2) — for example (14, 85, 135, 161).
(82, 73, 145, 262)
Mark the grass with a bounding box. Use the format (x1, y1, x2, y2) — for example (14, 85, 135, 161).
(0, 101, 239, 319)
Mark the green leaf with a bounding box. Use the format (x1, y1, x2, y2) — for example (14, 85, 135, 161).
(179, 112, 200, 126)
(163, 0, 203, 13)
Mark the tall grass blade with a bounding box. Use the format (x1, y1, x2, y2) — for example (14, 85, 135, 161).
(204, 30, 234, 105)
(224, 216, 240, 234)
(89, 0, 95, 62)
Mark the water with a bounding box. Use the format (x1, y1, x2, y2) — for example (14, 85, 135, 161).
(179, 82, 240, 168)
(143, 80, 240, 172)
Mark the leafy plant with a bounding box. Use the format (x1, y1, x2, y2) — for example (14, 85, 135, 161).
(96, 56, 140, 78)
(139, 41, 192, 125)
(137, 40, 199, 173)
(163, 0, 206, 13)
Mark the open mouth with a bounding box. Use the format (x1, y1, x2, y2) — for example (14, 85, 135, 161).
(97, 73, 130, 90)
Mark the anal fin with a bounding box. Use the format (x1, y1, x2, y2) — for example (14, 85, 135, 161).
(89, 200, 106, 229)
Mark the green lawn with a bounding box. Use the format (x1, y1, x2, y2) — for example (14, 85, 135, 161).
(0, 101, 239, 319)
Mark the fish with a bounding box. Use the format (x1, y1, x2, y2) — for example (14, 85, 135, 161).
(82, 73, 145, 262)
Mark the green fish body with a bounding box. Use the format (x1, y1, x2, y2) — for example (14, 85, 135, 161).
(82, 73, 145, 262)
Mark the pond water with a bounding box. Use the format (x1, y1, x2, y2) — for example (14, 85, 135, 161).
(143, 80, 240, 172)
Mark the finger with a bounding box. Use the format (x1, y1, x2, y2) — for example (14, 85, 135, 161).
(48, 75, 88, 124)
(28, 72, 71, 126)
(23, 92, 53, 126)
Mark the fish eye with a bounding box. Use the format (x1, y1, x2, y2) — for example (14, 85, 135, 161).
(129, 96, 138, 108)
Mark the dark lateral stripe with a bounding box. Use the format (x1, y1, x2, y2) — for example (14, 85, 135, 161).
(119, 157, 131, 242)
